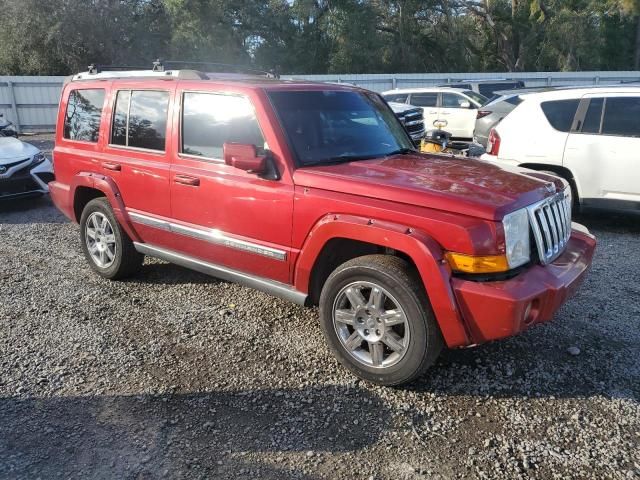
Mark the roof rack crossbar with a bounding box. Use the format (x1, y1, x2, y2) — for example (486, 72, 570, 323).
(88, 63, 152, 74)
(158, 60, 279, 79)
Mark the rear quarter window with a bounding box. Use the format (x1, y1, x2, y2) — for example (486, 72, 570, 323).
(540, 99, 580, 132)
(64, 89, 105, 142)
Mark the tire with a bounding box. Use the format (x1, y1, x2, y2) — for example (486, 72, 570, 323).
(319, 254, 443, 386)
(79, 197, 143, 280)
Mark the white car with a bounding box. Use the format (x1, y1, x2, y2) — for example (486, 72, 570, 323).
(482, 86, 640, 213)
(381, 87, 488, 139)
(0, 136, 54, 200)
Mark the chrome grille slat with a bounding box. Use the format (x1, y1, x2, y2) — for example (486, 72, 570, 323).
(526, 191, 572, 265)
(551, 203, 563, 248)
(546, 205, 559, 253)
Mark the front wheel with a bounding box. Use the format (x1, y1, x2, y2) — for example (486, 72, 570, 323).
(319, 255, 443, 386)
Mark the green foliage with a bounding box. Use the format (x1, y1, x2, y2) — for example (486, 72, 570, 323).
(0, 0, 638, 75)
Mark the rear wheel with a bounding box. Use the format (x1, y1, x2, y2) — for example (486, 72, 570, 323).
(319, 255, 443, 386)
(79, 198, 142, 279)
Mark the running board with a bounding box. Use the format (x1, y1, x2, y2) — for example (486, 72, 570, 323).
(134, 243, 308, 306)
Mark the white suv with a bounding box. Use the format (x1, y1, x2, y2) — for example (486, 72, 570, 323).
(482, 86, 640, 213)
(381, 88, 487, 139)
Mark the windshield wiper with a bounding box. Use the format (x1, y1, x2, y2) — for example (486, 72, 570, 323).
(301, 148, 415, 167)
(385, 147, 416, 156)
(301, 154, 378, 167)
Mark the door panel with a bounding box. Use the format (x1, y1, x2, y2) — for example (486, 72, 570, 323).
(439, 93, 477, 138)
(169, 90, 294, 283)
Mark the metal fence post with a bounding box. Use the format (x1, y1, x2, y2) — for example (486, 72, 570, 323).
(7, 80, 21, 134)
(392, 76, 397, 89)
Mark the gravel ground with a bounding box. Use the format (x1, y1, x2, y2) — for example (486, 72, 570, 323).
(0, 135, 638, 479)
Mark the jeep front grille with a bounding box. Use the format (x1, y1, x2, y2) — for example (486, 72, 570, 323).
(527, 190, 572, 265)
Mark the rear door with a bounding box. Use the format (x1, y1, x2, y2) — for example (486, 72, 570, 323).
(97, 85, 175, 244)
(564, 94, 640, 205)
(408, 92, 439, 131)
(438, 92, 477, 138)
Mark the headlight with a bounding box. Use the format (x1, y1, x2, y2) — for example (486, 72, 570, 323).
(503, 207, 531, 268)
(31, 152, 46, 166)
(445, 207, 532, 275)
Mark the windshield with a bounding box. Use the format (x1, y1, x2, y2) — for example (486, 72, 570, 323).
(463, 90, 489, 106)
(268, 90, 414, 166)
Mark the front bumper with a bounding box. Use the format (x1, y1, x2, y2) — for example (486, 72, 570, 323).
(0, 158, 54, 199)
(451, 225, 596, 345)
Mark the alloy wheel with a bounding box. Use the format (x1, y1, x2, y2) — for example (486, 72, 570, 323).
(332, 281, 410, 368)
(85, 212, 117, 268)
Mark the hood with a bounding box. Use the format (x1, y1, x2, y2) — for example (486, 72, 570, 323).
(0, 137, 39, 163)
(293, 153, 566, 221)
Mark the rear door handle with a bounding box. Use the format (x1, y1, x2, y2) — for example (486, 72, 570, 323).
(174, 174, 200, 187)
(102, 162, 121, 171)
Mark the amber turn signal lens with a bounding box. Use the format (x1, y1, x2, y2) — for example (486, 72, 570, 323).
(445, 252, 509, 274)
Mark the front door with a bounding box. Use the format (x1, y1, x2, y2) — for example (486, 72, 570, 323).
(168, 89, 294, 283)
(438, 92, 477, 138)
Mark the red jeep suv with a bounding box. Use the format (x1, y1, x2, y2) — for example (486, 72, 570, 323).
(49, 66, 596, 386)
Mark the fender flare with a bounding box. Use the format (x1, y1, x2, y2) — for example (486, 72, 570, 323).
(70, 172, 141, 243)
(294, 214, 470, 348)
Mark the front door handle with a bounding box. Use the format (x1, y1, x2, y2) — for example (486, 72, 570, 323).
(102, 162, 121, 171)
(174, 174, 200, 187)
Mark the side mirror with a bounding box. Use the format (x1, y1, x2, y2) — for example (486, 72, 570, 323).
(460, 100, 471, 109)
(223, 143, 266, 174)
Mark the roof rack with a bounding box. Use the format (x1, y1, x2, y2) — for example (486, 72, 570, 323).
(70, 59, 279, 83)
(159, 60, 279, 79)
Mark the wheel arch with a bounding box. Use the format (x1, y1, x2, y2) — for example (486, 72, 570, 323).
(294, 214, 471, 348)
(70, 173, 141, 242)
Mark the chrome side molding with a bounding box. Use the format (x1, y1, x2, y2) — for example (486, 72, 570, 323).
(133, 242, 307, 306)
(128, 211, 287, 261)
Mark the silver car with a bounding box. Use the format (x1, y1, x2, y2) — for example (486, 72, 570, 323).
(473, 94, 523, 147)
(0, 137, 54, 200)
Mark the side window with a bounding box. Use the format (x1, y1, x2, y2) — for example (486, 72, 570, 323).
(601, 97, 640, 137)
(409, 93, 437, 108)
(442, 93, 468, 108)
(383, 94, 408, 103)
(540, 99, 580, 132)
(64, 89, 105, 142)
(478, 83, 522, 97)
(181, 92, 265, 160)
(448, 83, 471, 90)
(110, 90, 170, 151)
(581, 98, 604, 134)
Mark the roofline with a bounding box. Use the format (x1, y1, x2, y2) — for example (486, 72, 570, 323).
(381, 87, 471, 94)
